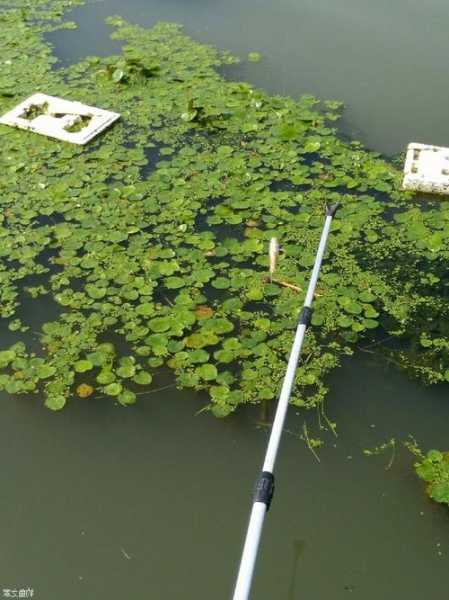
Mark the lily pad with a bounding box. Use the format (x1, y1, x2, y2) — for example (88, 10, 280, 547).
(196, 364, 218, 381)
(133, 371, 153, 385)
(118, 389, 137, 405)
(45, 395, 66, 410)
(148, 317, 171, 332)
(104, 382, 123, 396)
(212, 277, 231, 289)
(74, 360, 93, 373)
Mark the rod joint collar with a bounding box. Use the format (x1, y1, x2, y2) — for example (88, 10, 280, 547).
(299, 306, 313, 327)
(254, 471, 275, 511)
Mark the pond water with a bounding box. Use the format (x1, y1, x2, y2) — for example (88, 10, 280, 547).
(1, 1, 449, 598)
(47, 0, 449, 156)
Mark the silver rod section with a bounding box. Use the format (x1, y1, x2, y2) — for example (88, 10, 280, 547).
(263, 215, 332, 474)
(232, 209, 337, 600)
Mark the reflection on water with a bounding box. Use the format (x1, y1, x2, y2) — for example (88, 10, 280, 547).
(47, 0, 449, 155)
(287, 539, 306, 599)
(0, 355, 448, 599)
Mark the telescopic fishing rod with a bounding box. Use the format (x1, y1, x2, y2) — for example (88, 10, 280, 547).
(231, 202, 340, 600)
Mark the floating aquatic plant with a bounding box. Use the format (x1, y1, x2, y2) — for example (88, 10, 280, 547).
(0, 0, 448, 415)
(406, 441, 449, 506)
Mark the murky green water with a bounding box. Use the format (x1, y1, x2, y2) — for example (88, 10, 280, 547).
(1, 1, 449, 598)
(48, 0, 449, 156)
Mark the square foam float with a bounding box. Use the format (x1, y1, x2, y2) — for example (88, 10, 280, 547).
(0, 93, 120, 145)
(403, 142, 449, 195)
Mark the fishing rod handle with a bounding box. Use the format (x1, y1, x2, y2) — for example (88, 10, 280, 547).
(232, 502, 266, 600)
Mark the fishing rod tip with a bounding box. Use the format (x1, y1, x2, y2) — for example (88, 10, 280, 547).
(325, 202, 341, 217)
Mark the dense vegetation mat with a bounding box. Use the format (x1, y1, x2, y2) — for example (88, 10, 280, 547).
(0, 1, 448, 417)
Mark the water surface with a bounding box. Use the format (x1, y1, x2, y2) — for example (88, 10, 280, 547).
(1, 356, 448, 599)
(49, 0, 449, 155)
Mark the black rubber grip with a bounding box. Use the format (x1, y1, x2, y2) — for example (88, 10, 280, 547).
(254, 471, 275, 511)
(299, 306, 313, 327)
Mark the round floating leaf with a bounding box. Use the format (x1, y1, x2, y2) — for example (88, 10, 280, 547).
(96, 370, 115, 385)
(254, 318, 271, 331)
(359, 291, 377, 303)
(193, 269, 214, 283)
(259, 386, 275, 400)
(85, 285, 106, 300)
(430, 482, 449, 504)
(337, 316, 353, 328)
(117, 365, 136, 378)
(148, 357, 164, 368)
(196, 364, 218, 381)
(118, 389, 137, 405)
(216, 371, 235, 386)
(97, 342, 115, 354)
(74, 360, 93, 373)
(45, 395, 66, 411)
(214, 349, 234, 363)
(104, 382, 122, 396)
(148, 317, 171, 332)
(221, 339, 239, 352)
(304, 141, 321, 153)
(136, 303, 154, 316)
(363, 305, 379, 318)
(136, 346, 151, 357)
(203, 318, 234, 334)
(87, 351, 109, 367)
(311, 313, 325, 326)
(337, 296, 351, 307)
(189, 349, 210, 363)
(222, 298, 242, 312)
(246, 287, 263, 301)
(36, 364, 56, 379)
(165, 276, 185, 289)
(133, 371, 153, 385)
(210, 403, 233, 418)
(363, 319, 379, 329)
(344, 302, 362, 315)
(185, 332, 219, 348)
(0, 350, 15, 368)
(212, 277, 230, 289)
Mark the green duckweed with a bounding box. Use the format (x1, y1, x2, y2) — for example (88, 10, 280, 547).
(0, 0, 448, 416)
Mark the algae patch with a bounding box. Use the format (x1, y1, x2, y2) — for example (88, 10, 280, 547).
(0, 1, 448, 415)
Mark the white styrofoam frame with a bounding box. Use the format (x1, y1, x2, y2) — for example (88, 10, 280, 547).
(0, 93, 120, 145)
(403, 142, 449, 195)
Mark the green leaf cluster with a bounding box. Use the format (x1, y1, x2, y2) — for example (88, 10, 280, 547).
(0, 1, 448, 417)
(411, 446, 449, 506)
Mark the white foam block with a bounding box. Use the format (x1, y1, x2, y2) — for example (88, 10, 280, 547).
(0, 93, 120, 145)
(402, 142, 449, 195)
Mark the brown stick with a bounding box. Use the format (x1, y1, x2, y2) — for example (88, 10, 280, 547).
(272, 278, 303, 292)
(270, 277, 323, 297)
